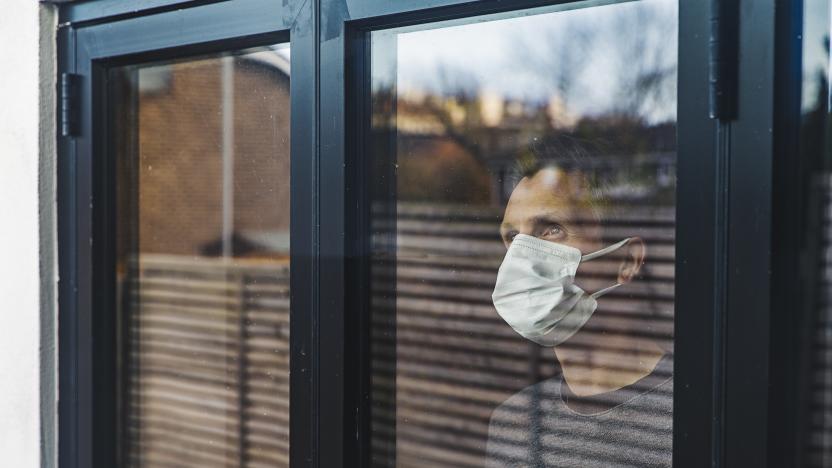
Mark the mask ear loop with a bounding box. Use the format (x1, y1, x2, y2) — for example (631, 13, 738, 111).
(580, 238, 632, 299)
(580, 237, 631, 262)
(590, 283, 621, 300)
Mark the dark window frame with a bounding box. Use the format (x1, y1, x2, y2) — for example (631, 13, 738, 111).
(55, 0, 785, 466)
(57, 2, 311, 467)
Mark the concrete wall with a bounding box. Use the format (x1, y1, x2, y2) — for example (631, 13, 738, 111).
(0, 2, 57, 467)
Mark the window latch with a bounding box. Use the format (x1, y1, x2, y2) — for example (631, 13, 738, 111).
(709, 0, 739, 120)
(60, 73, 80, 137)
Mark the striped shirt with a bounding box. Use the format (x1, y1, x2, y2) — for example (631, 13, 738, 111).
(485, 354, 673, 467)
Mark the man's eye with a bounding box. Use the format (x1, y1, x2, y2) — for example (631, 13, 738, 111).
(542, 225, 565, 238)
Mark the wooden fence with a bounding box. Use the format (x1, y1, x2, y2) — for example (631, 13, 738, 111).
(123, 256, 290, 468)
(807, 176, 832, 468)
(120, 202, 675, 467)
(370, 202, 676, 467)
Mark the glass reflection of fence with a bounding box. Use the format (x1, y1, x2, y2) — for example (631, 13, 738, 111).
(123, 256, 289, 468)
(371, 202, 675, 468)
(807, 176, 832, 467)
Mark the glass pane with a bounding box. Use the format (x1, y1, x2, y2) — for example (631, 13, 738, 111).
(111, 45, 291, 467)
(800, 1, 832, 465)
(368, 1, 677, 466)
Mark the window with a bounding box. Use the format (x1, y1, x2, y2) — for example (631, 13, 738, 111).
(366, 1, 678, 466)
(57, 0, 784, 466)
(55, 5, 299, 466)
(110, 46, 291, 467)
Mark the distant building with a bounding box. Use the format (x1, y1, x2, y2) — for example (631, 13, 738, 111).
(124, 51, 291, 259)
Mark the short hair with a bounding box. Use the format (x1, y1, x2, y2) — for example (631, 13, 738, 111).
(511, 135, 613, 212)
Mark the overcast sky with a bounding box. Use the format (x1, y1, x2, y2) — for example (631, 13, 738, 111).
(378, 0, 678, 124)
(802, 0, 830, 112)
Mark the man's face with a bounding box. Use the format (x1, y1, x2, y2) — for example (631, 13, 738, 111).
(500, 167, 603, 254)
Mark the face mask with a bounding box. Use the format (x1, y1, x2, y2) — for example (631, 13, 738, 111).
(491, 234, 631, 347)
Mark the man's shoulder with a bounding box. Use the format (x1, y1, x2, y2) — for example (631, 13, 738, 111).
(489, 375, 563, 424)
(489, 372, 675, 424)
(485, 375, 675, 468)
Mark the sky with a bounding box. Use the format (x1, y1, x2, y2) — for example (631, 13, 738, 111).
(802, 0, 830, 112)
(375, 0, 678, 124)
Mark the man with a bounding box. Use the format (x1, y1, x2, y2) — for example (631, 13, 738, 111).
(485, 145, 673, 467)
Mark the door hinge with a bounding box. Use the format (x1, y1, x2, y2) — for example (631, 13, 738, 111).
(60, 73, 80, 137)
(709, 0, 739, 120)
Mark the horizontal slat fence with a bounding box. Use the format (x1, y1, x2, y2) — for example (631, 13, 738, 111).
(371, 202, 676, 467)
(123, 256, 289, 468)
(120, 201, 674, 468)
(807, 176, 832, 468)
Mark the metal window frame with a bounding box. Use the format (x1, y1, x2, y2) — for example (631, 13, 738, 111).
(57, 2, 314, 467)
(767, 0, 817, 466)
(712, 0, 778, 464)
(55, 0, 786, 466)
(337, 1, 724, 466)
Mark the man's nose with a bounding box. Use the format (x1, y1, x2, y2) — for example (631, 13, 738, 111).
(518, 226, 535, 236)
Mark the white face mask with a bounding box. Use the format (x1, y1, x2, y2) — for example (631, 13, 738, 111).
(491, 234, 631, 347)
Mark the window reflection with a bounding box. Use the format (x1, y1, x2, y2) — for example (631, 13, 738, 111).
(369, 1, 676, 466)
(111, 46, 291, 467)
(800, 1, 832, 466)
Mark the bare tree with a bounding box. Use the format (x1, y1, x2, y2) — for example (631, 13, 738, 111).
(513, 21, 593, 114)
(609, 5, 677, 119)
(419, 64, 486, 163)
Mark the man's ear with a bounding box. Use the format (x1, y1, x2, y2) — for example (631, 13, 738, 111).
(618, 237, 645, 284)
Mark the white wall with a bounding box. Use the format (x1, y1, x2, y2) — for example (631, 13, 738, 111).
(0, 2, 57, 467)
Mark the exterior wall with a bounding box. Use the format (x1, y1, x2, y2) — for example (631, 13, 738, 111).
(0, 2, 57, 467)
(132, 58, 291, 257)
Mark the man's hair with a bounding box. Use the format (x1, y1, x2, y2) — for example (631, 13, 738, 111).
(512, 135, 613, 211)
